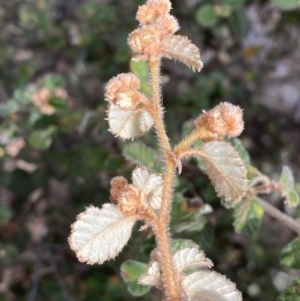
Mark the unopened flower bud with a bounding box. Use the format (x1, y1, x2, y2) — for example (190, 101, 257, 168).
(136, 0, 172, 25)
(110, 176, 128, 203)
(195, 102, 244, 138)
(157, 15, 179, 35)
(31, 87, 55, 115)
(128, 25, 162, 58)
(116, 91, 147, 109)
(5, 138, 25, 157)
(150, 0, 172, 16)
(118, 184, 140, 216)
(105, 73, 140, 104)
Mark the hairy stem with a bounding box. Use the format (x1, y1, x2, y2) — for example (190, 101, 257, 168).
(258, 197, 300, 235)
(149, 58, 181, 301)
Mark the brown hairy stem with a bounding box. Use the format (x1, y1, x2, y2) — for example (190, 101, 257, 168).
(149, 58, 182, 301)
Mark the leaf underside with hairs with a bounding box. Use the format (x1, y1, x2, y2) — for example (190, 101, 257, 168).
(161, 35, 203, 72)
(173, 247, 213, 272)
(199, 141, 247, 204)
(183, 271, 242, 301)
(69, 204, 136, 264)
(108, 104, 153, 140)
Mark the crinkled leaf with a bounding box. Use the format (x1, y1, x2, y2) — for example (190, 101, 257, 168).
(171, 239, 199, 253)
(280, 166, 295, 190)
(69, 204, 137, 264)
(161, 35, 203, 72)
(231, 138, 250, 166)
(183, 271, 242, 301)
(280, 238, 300, 269)
(199, 141, 247, 204)
(132, 166, 163, 210)
(233, 198, 264, 235)
(122, 141, 160, 172)
(139, 261, 163, 289)
(173, 247, 213, 272)
(108, 104, 153, 140)
(277, 278, 300, 301)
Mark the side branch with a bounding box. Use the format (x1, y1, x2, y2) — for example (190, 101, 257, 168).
(258, 198, 300, 235)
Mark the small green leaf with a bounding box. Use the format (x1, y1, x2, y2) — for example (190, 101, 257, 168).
(215, 4, 233, 17)
(272, 0, 299, 11)
(277, 278, 300, 301)
(28, 126, 57, 150)
(120, 260, 148, 283)
(195, 5, 219, 28)
(280, 238, 300, 269)
(127, 280, 150, 296)
(48, 97, 68, 109)
(234, 198, 264, 235)
(122, 141, 160, 172)
(42, 74, 65, 90)
(284, 189, 299, 207)
(230, 11, 251, 37)
(280, 166, 295, 190)
(231, 138, 251, 166)
(171, 239, 198, 253)
(129, 60, 151, 95)
(0, 204, 13, 227)
(0, 243, 18, 266)
(223, 0, 246, 9)
(120, 260, 150, 297)
(0, 101, 19, 117)
(198, 221, 214, 250)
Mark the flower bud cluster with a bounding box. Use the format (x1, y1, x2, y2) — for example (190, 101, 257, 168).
(109, 167, 163, 216)
(110, 176, 140, 216)
(195, 102, 244, 139)
(128, 0, 179, 60)
(105, 73, 153, 140)
(31, 87, 68, 115)
(105, 73, 148, 109)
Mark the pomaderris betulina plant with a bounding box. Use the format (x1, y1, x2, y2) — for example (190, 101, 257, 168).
(68, 0, 247, 300)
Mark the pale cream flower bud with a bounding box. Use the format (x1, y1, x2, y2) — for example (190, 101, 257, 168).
(195, 102, 244, 138)
(31, 87, 55, 115)
(105, 73, 140, 105)
(5, 138, 25, 157)
(110, 176, 128, 204)
(118, 184, 140, 216)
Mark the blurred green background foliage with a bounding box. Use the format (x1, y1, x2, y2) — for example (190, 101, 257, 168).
(0, 0, 300, 300)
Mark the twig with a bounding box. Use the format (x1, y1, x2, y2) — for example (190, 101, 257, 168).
(27, 245, 41, 301)
(258, 197, 300, 235)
